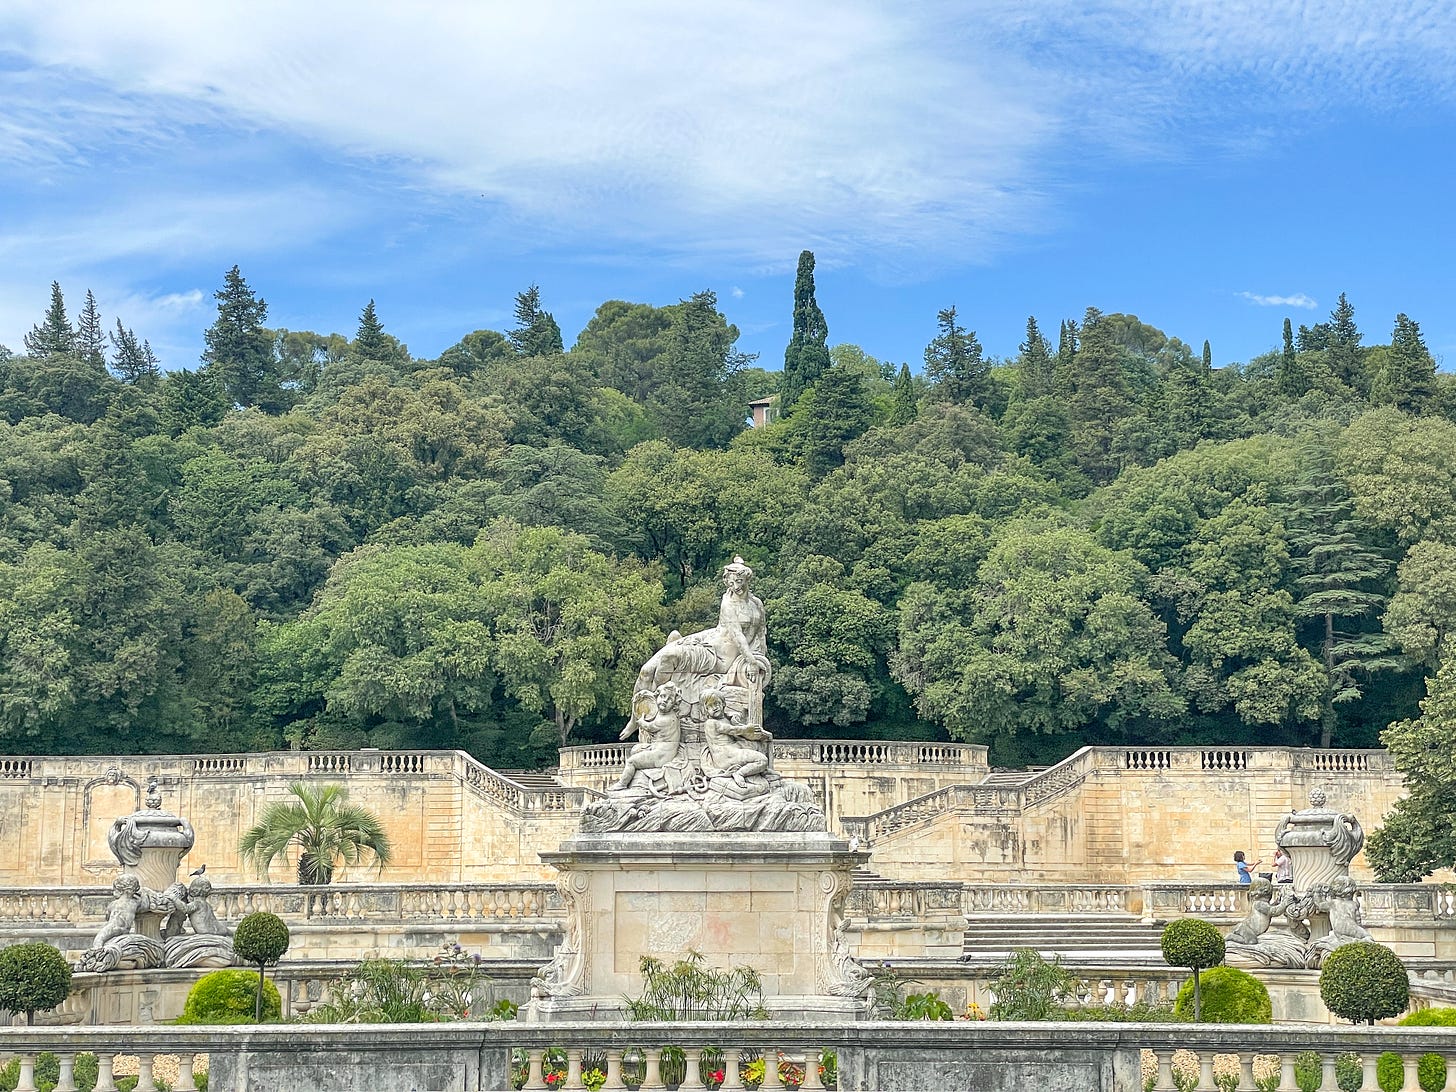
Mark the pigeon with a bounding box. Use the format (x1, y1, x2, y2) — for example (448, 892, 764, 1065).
(189, 864, 206, 877)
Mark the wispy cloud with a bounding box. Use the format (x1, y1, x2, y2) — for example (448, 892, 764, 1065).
(1239, 292, 1318, 309)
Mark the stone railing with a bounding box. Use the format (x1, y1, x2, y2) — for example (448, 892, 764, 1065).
(1141, 882, 1456, 925)
(3, 1022, 1456, 1091)
(964, 883, 1139, 916)
(558, 738, 988, 774)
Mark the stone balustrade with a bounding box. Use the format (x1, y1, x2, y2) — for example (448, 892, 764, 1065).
(2, 1021, 1455, 1091)
(558, 738, 987, 773)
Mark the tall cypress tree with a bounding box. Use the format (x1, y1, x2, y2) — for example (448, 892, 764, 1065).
(202, 265, 276, 408)
(1277, 316, 1310, 397)
(509, 285, 564, 357)
(1327, 292, 1365, 393)
(1019, 316, 1055, 399)
(780, 250, 830, 412)
(889, 363, 918, 425)
(76, 290, 106, 369)
(923, 306, 989, 407)
(23, 282, 74, 356)
(1201, 340, 1213, 371)
(1055, 318, 1079, 390)
(1378, 313, 1437, 415)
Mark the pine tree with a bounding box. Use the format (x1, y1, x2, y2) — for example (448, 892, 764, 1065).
(1201, 340, 1212, 371)
(648, 290, 749, 449)
(76, 290, 106, 369)
(1277, 316, 1310, 397)
(1019, 316, 1055, 398)
(1055, 318, 1079, 389)
(109, 319, 160, 384)
(23, 282, 74, 356)
(1327, 292, 1365, 393)
(923, 306, 989, 407)
(509, 285, 564, 357)
(1065, 307, 1132, 484)
(353, 299, 389, 359)
(889, 363, 918, 426)
(1377, 313, 1437, 415)
(780, 250, 831, 412)
(1286, 446, 1400, 747)
(202, 266, 276, 408)
(1296, 321, 1331, 353)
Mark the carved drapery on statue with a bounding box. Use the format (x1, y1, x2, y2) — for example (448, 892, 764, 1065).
(581, 558, 827, 834)
(1224, 788, 1371, 970)
(75, 778, 237, 973)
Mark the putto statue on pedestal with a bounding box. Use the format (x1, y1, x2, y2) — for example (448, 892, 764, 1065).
(580, 557, 825, 834)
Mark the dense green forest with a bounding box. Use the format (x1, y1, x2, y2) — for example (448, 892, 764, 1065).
(2, 254, 1454, 784)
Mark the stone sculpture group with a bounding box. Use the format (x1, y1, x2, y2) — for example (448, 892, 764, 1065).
(1225, 788, 1372, 969)
(75, 775, 235, 973)
(581, 557, 826, 834)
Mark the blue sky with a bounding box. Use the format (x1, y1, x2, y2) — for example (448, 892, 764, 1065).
(2, 2, 1454, 375)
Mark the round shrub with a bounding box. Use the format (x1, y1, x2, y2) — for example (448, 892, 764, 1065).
(180, 968, 282, 1024)
(234, 912, 290, 967)
(1335, 1053, 1363, 1092)
(1418, 1054, 1446, 1092)
(1172, 965, 1272, 1024)
(0, 941, 72, 1025)
(1377, 1050, 1405, 1092)
(1161, 918, 1226, 971)
(1320, 942, 1410, 1025)
(1399, 1006, 1456, 1026)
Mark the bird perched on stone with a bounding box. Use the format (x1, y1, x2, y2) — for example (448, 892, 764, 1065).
(189, 864, 206, 876)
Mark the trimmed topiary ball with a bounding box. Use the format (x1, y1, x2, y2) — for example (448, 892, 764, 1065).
(1172, 965, 1272, 1024)
(0, 942, 72, 1025)
(1161, 918, 1225, 1021)
(234, 912, 291, 967)
(1320, 942, 1410, 1025)
(180, 968, 282, 1024)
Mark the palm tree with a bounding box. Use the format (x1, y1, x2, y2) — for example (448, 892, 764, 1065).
(239, 782, 392, 885)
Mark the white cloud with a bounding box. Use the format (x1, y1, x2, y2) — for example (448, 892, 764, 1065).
(1238, 292, 1318, 309)
(730, 287, 745, 300)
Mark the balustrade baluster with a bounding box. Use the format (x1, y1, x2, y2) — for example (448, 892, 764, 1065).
(760, 1049, 784, 1089)
(638, 1047, 664, 1090)
(53, 1054, 77, 1092)
(136, 1055, 154, 1091)
(801, 1049, 826, 1090)
(1278, 1054, 1297, 1092)
(563, 1048, 584, 1090)
(1405, 1056, 1421, 1089)
(1201, 1054, 1215, 1092)
(600, 1049, 627, 1091)
(94, 1055, 117, 1092)
(522, 1048, 547, 1090)
(720, 1049, 745, 1090)
(178, 1055, 195, 1088)
(1240, 1054, 1255, 1091)
(15, 1055, 36, 1092)
(1361, 1055, 1378, 1091)
(679, 1048, 707, 1090)
(1156, 1052, 1173, 1092)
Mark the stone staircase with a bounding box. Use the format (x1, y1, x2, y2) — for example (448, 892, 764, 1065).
(499, 770, 573, 792)
(961, 913, 1166, 962)
(977, 769, 1040, 788)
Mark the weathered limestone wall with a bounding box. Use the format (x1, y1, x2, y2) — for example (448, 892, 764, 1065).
(0, 744, 1407, 888)
(0, 751, 581, 888)
(845, 747, 1404, 884)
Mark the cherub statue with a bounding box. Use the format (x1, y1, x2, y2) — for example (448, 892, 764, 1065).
(1321, 876, 1372, 946)
(93, 874, 145, 949)
(700, 689, 771, 787)
(1227, 879, 1287, 945)
(612, 682, 685, 791)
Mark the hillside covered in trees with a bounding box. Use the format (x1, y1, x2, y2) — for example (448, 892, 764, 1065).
(1, 254, 1453, 790)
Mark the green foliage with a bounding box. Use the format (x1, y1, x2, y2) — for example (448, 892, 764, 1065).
(1335, 1052, 1363, 1092)
(1418, 1053, 1446, 1092)
(1377, 1050, 1405, 1092)
(622, 950, 767, 1021)
(1399, 1006, 1456, 1026)
(1172, 965, 1271, 1024)
(987, 948, 1074, 1021)
(896, 991, 954, 1020)
(1320, 942, 1410, 1024)
(179, 968, 282, 1024)
(239, 782, 391, 884)
(1294, 1050, 1323, 1092)
(234, 912, 290, 966)
(1058, 1000, 1175, 1022)
(0, 941, 72, 1023)
(301, 949, 491, 1022)
(1160, 919, 1225, 971)
(781, 251, 831, 412)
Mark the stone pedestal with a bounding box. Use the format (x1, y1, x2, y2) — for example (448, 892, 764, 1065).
(531, 832, 871, 1021)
